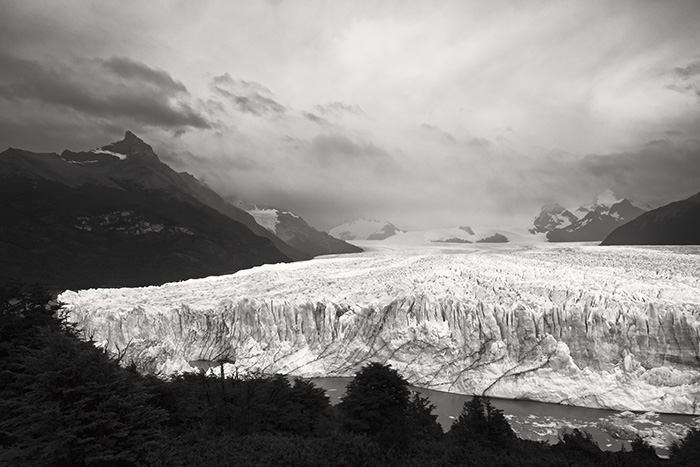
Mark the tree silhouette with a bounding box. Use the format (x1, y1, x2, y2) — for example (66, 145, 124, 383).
(671, 427, 700, 466)
(0, 284, 173, 467)
(450, 395, 515, 445)
(338, 362, 412, 446)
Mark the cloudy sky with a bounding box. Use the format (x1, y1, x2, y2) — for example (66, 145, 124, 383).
(1, 0, 699, 230)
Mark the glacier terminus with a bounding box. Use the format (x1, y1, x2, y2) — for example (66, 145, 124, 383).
(60, 242, 700, 416)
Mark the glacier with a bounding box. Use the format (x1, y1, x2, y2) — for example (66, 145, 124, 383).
(59, 243, 700, 415)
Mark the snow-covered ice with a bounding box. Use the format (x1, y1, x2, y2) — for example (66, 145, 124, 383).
(60, 242, 700, 415)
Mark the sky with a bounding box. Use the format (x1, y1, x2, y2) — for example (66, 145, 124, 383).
(1, 0, 699, 230)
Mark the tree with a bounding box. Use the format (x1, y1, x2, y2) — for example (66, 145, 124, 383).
(338, 362, 412, 446)
(406, 391, 443, 441)
(0, 284, 174, 467)
(670, 427, 700, 466)
(553, 428, 602, 462)
(450, 395, 515, 445)
(631, 435, 656, 456)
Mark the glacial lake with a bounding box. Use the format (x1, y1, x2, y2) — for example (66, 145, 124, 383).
(310, 377, 699, 457)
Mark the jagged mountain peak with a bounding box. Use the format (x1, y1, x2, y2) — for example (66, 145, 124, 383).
(123, 130, 143, 142)
(103, 131, 157, 159)
(530, 203, 577, 234)
(531, 190, 646, 241)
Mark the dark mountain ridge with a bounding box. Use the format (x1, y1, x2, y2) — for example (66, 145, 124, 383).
(601, 191, 700, 245)
(0, 132, 300, 290)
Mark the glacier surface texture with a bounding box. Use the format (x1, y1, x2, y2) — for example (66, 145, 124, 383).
(60, 244, 700, 414)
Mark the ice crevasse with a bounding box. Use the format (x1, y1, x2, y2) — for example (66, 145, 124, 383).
(60, 245, 700, 414)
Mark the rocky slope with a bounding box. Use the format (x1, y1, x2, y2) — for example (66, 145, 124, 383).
(0, 132, 294, 289)
(530, 203, 578, 234)
(61, 244, 700, 414)
(602, 191, 700, 245)
(233, 201, 362, 257)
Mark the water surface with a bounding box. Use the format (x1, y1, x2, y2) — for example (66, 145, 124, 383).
(310, 377, 698, 456)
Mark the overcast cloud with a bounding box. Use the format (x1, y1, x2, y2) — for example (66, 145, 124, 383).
(1, 0, 699, 230)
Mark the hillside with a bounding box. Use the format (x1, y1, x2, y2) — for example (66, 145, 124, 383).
(602, 191, 700, 245)
(0, 132, 294, 290)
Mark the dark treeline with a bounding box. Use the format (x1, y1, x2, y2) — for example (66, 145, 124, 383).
(1, 283, 698, 467)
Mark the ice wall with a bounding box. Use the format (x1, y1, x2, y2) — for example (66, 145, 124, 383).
(60, 245, 700, 414)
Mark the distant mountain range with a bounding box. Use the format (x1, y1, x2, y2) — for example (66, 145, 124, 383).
(0, 132, 358, 290)
(232, 200, 362, 257)
(328, 218, 405, 241)
(602, 191, 700, 245)
(530, 190, 646, 242)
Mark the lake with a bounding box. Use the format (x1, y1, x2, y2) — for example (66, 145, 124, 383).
(310, 377, 699, 457)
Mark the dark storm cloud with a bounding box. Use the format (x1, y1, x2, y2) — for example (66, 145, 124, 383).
(580, 139, 700, 205)
(302, 111, 330, 125)
(310, 133, 389, 161)
(674, 60, 700, 78)
(0, 110, 125, 153)
(160, 148, 263, 173)
(97, 56, 188, 94)
(667, 59, 700, 100)
(0, 53, 210, 130)
(210, 73, 286, 116)
(315, 101, 365, 116)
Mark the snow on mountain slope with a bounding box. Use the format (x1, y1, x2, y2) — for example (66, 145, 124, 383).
(233, 201, 363, 257)
(575, 189, 623, 218)
(530, 203, 578, 234)
(246, 207, 281, 233)
(329, 218, 403, 240)
(60, 244, 700, 415)
(532, 190, 646, 242)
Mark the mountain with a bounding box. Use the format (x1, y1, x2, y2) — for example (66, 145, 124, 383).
(529, 203, 578, 234)
(0, 131, 297, 290)
(532, 190, 646, 242)
(329, 218, 404, 241)
(476, 233, 509, 243)
(232, 201, 362, 257)
(601, 191, 700, 245)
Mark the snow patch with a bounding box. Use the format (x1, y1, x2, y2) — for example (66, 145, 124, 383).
(248, 208, 280, 233)
(91, 148, 128, 160)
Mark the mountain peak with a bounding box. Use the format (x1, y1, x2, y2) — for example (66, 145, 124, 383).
(104, 131, 157, 160)
(540, 202, 567, 213)
(123, 130, 144, 143)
